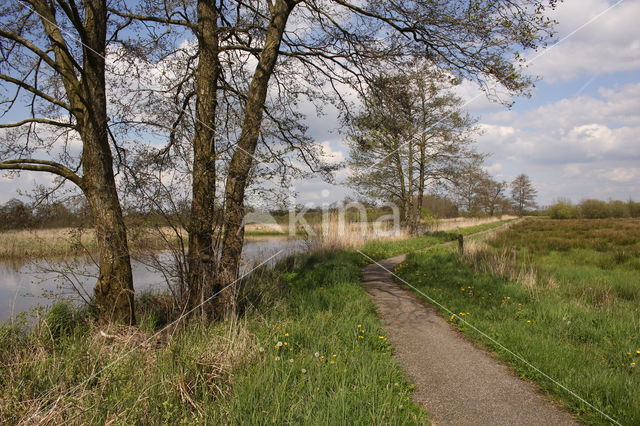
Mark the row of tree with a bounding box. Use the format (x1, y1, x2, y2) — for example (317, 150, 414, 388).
(0, 199, 89, 230)
(0, 0, 559, 324)
(548, 199, 640, 219)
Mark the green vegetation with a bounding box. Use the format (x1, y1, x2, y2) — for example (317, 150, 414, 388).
(0, 251, 426, 424)
(548, 198, 640, 219)
(359, 218, 514, 262)
(394, 218, 640, 425)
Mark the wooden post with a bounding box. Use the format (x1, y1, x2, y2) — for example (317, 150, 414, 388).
(458, 234, 464, 255)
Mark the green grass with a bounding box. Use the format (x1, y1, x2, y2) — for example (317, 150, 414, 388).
(0, 251, 426, 424)
(394, 218, 640, 425)
(358, 218, 514, 263)
(0, 216, 515, 423)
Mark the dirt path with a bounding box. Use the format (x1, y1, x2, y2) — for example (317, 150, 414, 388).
(362, 251, 578, 425)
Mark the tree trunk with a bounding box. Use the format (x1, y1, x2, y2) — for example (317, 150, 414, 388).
(186, 0, 221, 317)
(215, 0, 293, 319)
(81, 0, 135, 325)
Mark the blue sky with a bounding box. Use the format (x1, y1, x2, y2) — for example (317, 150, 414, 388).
(297, 0, 640, 207)
(1, 0, 639, 209)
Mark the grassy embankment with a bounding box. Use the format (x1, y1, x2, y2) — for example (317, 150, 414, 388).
(0, 216, 511, 261)
(394, 218, 640, 425)
(0, 225, 291, 261)
(0, 217, 512, 423)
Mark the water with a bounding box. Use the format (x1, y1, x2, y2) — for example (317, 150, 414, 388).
(0, 237, 306, 322)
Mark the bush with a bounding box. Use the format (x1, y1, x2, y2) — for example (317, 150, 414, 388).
(628, 201, 640, 218)
(579, 199, 611, 219)
(548, 201, 578, 219)
(609, 200, 630, 218)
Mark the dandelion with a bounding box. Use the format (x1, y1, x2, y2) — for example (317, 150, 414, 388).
(358, 335, 364, 339)
(527, 320, 532, 323)
(259, 347, 265, 353)
(332, 354, 337, 358)
(284, 342, 288, 346)
(275, 357, 280, 361)
(320, 356, 325, 359)
(329, 360, 335, 364)
(301, 369, 307, 374)
(631, 362, 636, 368)
(275, 341, 283, 348)
(284, 333, 289, 337)
(357, 324, 362, 328)
(378, 336, 385, 339)
(314, 352, 320, 358)
(288, 359, 294, 363)
(636, 350, 640, 355)
(450, 314, 456, 320)
(459, 312, 466, 316)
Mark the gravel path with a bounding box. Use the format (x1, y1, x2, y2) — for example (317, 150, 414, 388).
(362, 253, 578, 426)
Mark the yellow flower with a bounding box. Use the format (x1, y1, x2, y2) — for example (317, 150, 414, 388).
(636, 350, 640, 355)
(284, 342, 288, 346)
(357, 324, 362, 328)
(331, 354, 337, 358)
(284, 333, 289, 337)
(631, 362, 636, 368)
(450, 314, 456, 320)
(358, 335, 364, 339)
(527, 320, 532, 323)
(329, 360, 335, 364)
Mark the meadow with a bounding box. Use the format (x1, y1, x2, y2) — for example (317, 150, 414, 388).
(395, 218, 640, 425)
(0, 217, 515, 423)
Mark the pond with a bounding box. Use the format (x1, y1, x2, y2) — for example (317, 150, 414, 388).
(0, 237, 307, 322)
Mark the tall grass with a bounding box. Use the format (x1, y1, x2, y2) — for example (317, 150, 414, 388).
(0, 251, 426, 424)
(394, 218, 640, 425)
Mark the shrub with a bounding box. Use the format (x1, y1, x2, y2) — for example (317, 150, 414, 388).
(609, 200, 630, 218)
(579, 199, 611, 219)
(548, 201, 578, 219)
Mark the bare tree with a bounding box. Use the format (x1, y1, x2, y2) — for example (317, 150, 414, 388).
(477, 174, 508, 216)
(347, 64, 481, 234)
(0, 0, 135, 324)
(111, 0, 559, 316)
(511, 173, 537, 215)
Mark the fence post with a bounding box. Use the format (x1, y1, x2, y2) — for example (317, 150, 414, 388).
(458, 234, 464, 255)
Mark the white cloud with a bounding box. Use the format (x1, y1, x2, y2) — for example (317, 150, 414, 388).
(597, 167, 640, 183)
(529, 0, 640, 82)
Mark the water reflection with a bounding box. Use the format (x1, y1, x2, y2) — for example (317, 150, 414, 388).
(0, 238, 306, 322)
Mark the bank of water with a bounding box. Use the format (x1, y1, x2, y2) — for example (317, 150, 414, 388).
(0, 238, 306, 322)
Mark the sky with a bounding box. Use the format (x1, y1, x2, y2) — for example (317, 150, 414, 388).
(294, 0, 640, 207)
(1, 0, 639, 209)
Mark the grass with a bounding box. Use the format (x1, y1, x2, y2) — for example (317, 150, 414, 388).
(393, 218, 640, 425)
(358, 218, 515, 262)
(0, 216, 511, 261)
(0, 250, 426, 424)
(0, 216, 515, 423)
(0, 226, 297, 261)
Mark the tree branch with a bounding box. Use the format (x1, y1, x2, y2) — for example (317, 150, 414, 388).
(0, 158, 83, 187)
(0, 117, 75, 129)
(0, 72, 72, 111)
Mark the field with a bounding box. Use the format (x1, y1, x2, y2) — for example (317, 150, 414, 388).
(0, 225, 290, 261)
(0, 216, 511, 261)
(395, 218, 640, 424)
(0, 218, 514, 423)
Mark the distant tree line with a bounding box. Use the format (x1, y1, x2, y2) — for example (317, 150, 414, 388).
(548, 199, 640, 219)
(0, 199, 90, 231)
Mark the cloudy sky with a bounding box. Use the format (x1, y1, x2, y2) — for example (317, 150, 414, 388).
(1, 0, 639, 209)
(297, 0, 640, 207)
